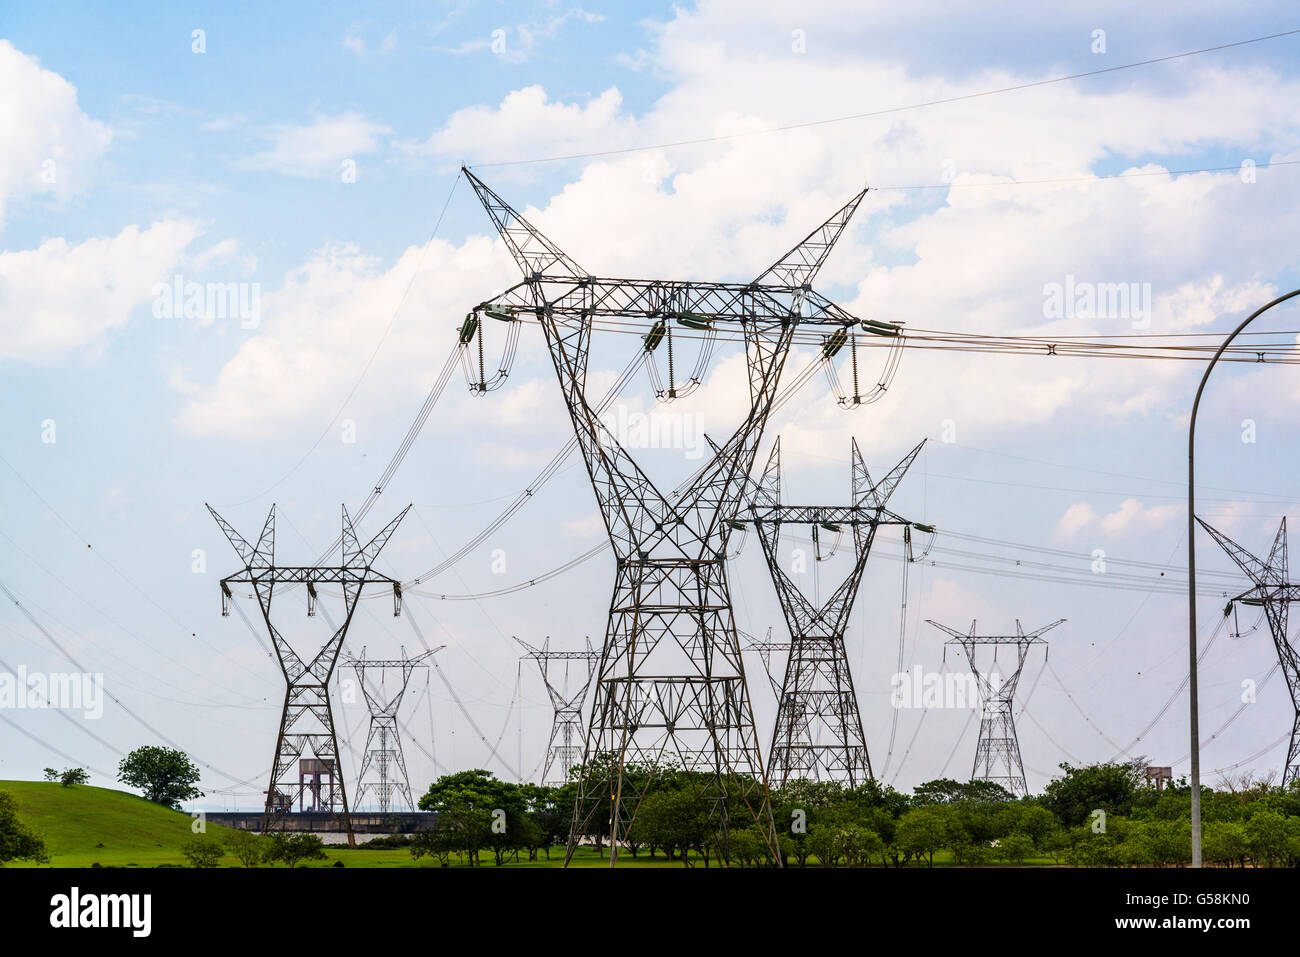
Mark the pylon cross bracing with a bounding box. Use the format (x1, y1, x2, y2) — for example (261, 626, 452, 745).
(1198, 516, 1300, 784)
(742, 436, 924, 787)
(926, 618, 1063, 797)
(464, 167, 873, 867)
(209, 502, 410, 844)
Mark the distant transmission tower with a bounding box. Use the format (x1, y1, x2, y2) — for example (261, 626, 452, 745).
(1198, 516, 1300, 784)
(344, 645, 442, 812)
(743, 436, 925, 787)
(463, 168, 875, 866)
(927, 618, 1063, 797)
(209, 503, 410, 844)
(515, 637, 598, 786)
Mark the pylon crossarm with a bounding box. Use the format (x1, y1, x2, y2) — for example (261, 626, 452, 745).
(220, 566, 401, 586)
(747, 503, 915, 526)
(477, 277, 856, 327)
(1196, 516, 1287, 586)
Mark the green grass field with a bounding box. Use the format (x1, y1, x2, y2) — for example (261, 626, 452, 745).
(0, 780, 683, 868)
(2, 780, 1062, 867)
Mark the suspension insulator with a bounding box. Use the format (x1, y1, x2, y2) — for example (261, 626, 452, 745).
(307, 581, 318, 617)
(861, 318, 901, 337)
(458, 314, 479, 344)
(822, 327, 849, 359)
(644, 319, 666, 352)
(1223, 601, 1234, 617)
(393, 583, 403, 617)
(220, 581, 233, 617)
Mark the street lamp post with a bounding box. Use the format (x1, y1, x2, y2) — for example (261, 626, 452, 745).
(1187, 288, 1300, 867)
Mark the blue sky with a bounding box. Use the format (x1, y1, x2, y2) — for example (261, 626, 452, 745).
(3, 1, 1300, 807)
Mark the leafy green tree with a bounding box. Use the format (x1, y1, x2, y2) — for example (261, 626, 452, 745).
(410, 825, 455, 866)
(117, 746, 203, 810)
(998, 832, 1034, 865)
(225, 830, 266, 868)
(180, 835, 225, 868)
(1042, 761, 1144, 827)
(1245, 809, 1291, 867)
(0, 790, 49, 864)
(263, 833, 327, 868)
(912, 778, 1013, 805)
(1202, 820, 1247, 868)
(418, 769, 525, 866)
(1064, 828, 1122, 867)
(60, 768, 89, 788)
(898, 805, 948, 867)
(627, 787, 712, 867)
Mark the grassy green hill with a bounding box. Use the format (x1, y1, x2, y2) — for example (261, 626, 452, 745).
(1, 779, 245, 867)
(0, 780, 651, 867)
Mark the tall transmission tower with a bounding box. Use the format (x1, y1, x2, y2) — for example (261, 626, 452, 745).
(209, 503, 410, 844)
(344, 644, 442, 812)
(927, 618, 1063, 797)
(741, 436, 925, 787)
(743, 628, 786, 699)
(515, 637, 599, 787)
(1198, 516, 1300, 784)
(463, 167, 871, 866)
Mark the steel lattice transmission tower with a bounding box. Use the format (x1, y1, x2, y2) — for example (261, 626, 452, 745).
(463, 167, 870, 866)
(1198, 516, 1300, 784)
(515, 637, 599, 786)
(209, 503, 410, 844)
(344, 644, 442, 812)
(927, 618, 1063, 797)
(741, 436, 924, 787)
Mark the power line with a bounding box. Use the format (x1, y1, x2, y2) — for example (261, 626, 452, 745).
(472, 29, 1300, 168)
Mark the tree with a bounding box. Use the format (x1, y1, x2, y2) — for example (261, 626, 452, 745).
(1202, 820, 1247, 868)
(117, 746, 203, 810)
(180, 835, 225, 868)
(226, 830, 267, 868)
(627, 787, 712, 867)
(60, 768, 89, 788)
(1245, 809, 1290, 867)
(1043, 761, 1144, 828)
(898, 806, 948, 867)
(0, 790, 49, 864)
(263, 833, 327, 868)
(912, 778, 1013, 805)
(998, 832, 1034, 866)
(43, 767, 88, 787)
(410, 823, 457, 867)
(417, 769, 525, 867)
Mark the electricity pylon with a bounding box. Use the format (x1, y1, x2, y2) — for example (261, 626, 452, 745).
(209, 503, 409, 845)
(741, 436, 925, 787)
(515, 637, 599, 786)
(743, 628, 787, 699)
(344, 645, 441, 812)
(1198, 516, 1300, 784)
(464, 167, 873, 866)
(927, 618, 1063, 797)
